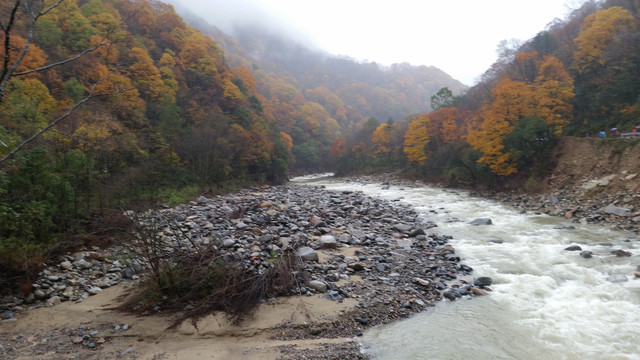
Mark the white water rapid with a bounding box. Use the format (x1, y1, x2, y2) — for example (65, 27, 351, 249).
(292, 176, 640, 360)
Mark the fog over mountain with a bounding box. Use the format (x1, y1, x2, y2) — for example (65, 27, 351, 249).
(166, 0, 322, 52)
(168, 0, 585, 85)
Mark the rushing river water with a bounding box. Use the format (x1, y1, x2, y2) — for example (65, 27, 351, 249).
(292, 175, 640, 360)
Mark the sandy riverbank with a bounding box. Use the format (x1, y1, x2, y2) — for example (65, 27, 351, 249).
(1, 267, 363, 360)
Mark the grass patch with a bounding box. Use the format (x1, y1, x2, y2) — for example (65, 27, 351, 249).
(156, 185, 200, 206)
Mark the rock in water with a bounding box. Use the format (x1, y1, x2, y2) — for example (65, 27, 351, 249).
(443, 291, 457, 301)
(611, 249, 632, 257)
(469, 218, 492, 226)
(473, 277, 492, 288)
(564, 245, 582, 251)
(580, 251, 593, 258)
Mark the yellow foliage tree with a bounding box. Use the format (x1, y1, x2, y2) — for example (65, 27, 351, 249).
(403, 115, 431, 165)
(467, 78, 532, 176)
(572, 6, 637, 74)
(371, 123, 392, 158)
(128, 47, 164, 100)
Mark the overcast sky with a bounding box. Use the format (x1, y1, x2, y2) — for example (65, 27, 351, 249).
(171, 0, 586, 86)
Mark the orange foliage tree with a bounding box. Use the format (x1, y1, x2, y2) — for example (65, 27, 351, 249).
(467, 52, 574, 176)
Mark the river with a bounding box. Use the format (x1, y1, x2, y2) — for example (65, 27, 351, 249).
(292, 175, 640, 360)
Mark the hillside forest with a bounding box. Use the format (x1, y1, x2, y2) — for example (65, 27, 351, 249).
(1, 0, 640, 287)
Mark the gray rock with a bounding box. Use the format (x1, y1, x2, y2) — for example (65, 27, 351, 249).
(337, 233, 352, 243)
(297, 246, 319, 262)
(2, 310, 14, 320)
(349, 229, 366, 238)
(60, 261, 73, 270)
(73, 259, 93, 270)
(222, 239, 236, 248)
(34, 289, 46, 300)
(122, 268, 135, 279)
(603, 204, 631, 217)
(308, 280, 327, 293)
(319, 235, 338, 249)
(326, 290, 343, 301)
(469, 218, 492, 226)
(565, 245, 582, 251)
(86, 287, 102, 295)
(393, 224, 412, 233)
(196, 196, 210, 204)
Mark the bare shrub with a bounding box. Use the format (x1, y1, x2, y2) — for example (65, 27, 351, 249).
(120, 210, 306, 327)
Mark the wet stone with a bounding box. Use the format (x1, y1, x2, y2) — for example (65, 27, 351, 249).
(580, 251, 593, 258)
(611, 249, 632, 257)
(469, 218, 492, 226)
(473, 277, 493, 288)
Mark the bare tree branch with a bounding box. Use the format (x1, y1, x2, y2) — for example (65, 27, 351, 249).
(0, 71, 130, 164)
(0, 0, 64, 102)
(1, 0, 22, 87)
(13, 42, 111, 76)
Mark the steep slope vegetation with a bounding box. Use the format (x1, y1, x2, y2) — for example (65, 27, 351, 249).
(0, 0, 289, 285)
(176, 10, 467, 172)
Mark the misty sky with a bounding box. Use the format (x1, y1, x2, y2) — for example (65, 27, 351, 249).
(171, 0, 586, 86)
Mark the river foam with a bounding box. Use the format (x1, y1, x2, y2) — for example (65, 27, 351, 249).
(294, 177, 640, 360)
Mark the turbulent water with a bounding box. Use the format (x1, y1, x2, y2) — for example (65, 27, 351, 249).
(292, 176, 640, 360)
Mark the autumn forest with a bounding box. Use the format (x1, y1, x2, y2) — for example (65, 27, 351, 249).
(1, 0, 640, 285)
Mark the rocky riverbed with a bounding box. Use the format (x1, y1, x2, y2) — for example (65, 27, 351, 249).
(1, 180, 492, 360)
(490, 178, 640, 235)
